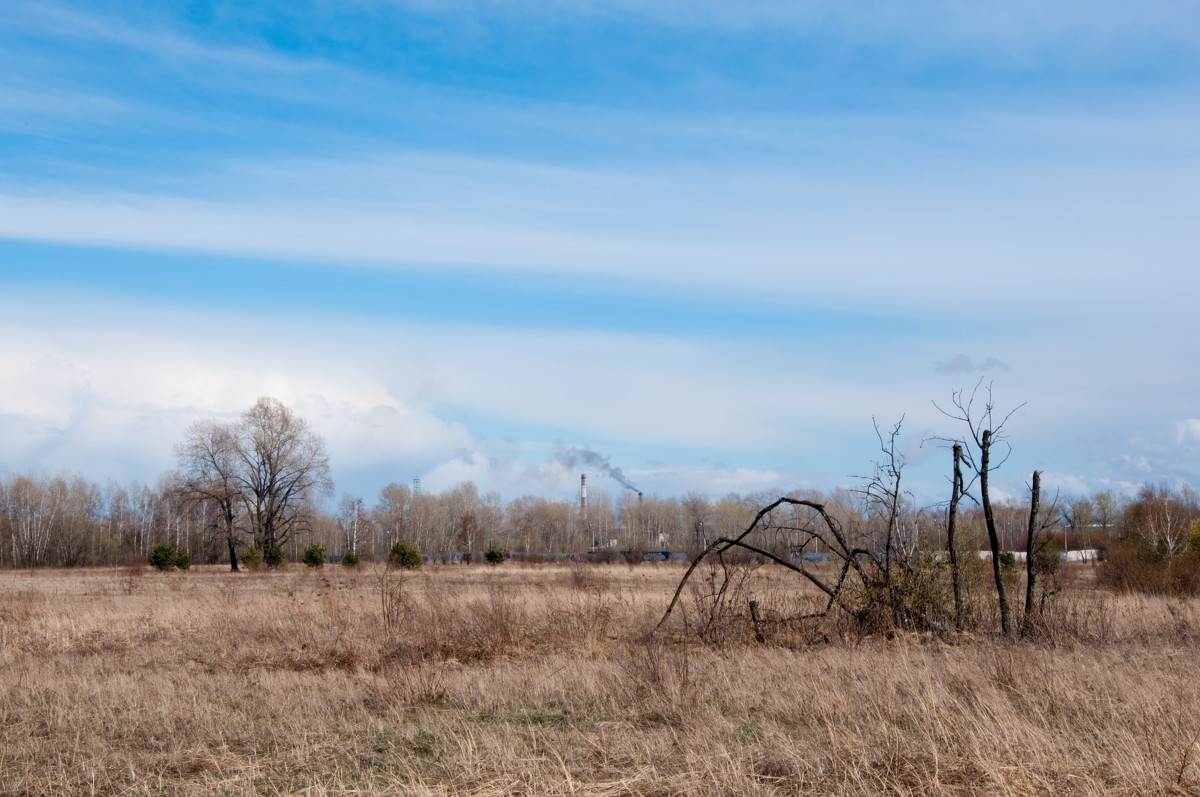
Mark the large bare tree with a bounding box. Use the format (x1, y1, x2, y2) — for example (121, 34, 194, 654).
(177, 419, 247, 570)
(236, 397, 334, 558)
(176, 398, 333, 567)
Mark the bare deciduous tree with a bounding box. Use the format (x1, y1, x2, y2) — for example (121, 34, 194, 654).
(3, 475, 62, 568)
(176, 419, 245, 571)
(854, 416, 914, 578)
(177, 398, 333, 566)
(1127, 483, 1195, 560)
(935, 380, 1024, 636)
(339, 494, 366, 557)
(236, 397, 334, 557)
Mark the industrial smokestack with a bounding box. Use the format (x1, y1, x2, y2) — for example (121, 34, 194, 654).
(581, 473, 588, 510)
(637, 491, 643, 504)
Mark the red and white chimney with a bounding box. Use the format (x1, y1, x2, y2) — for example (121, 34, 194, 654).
(580, 473, 588, 510)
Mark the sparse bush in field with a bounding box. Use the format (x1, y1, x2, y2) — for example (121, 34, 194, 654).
(121, 555, 146, 593)
(1101, 485, 1200, 595)
(240, 546, 262, 571)
(1032, 538, 1060, 583)
(564, 561, 610, 592)
(1102, 532, 1200, 595)
(147, 544, 191, 573)
(149, 543, 178, 571)
(341, 550, 360, 568)
(265, 544, 285, 569)
(686, 553, 760, 644)
(378, 581, 522, 666)
(484, 546, 506, 565)
(998, 550, 1017, 571)
(389, 541, 421, 570)
(302, 543, 327, 568)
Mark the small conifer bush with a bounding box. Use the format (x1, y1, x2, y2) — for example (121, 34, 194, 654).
(149, 543, 178, 571)
(302, 543, 327, 568)
(389, 541, 421, 569)
(240, 546, 261, 570)
(265, 544, 285, 569)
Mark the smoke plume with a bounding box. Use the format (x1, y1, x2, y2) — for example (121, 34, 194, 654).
(555, 445, 640, 493)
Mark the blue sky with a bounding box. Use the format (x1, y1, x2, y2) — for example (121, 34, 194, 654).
(2, 0, 1199, 506)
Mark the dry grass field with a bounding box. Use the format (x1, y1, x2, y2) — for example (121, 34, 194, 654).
(2, 561, 1200, 796)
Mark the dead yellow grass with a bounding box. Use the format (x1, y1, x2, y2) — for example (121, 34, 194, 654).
(2, 563, 1199, 795)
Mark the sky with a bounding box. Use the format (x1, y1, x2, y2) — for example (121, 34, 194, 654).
(2, 0, 1199, 507)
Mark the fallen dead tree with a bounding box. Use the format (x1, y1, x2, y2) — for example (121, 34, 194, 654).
(656, 496, 945, 639)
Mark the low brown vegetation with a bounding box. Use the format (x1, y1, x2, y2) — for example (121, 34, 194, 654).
(2, 563, 1200, 795)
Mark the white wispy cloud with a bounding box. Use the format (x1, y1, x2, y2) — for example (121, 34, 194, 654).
(2, 280, 1197, 501)
(2, 140, 1196, 321)
(0, 287, 888, 497)
(1176, 419, 1200, 445)
(1038, 471, 1091, 497)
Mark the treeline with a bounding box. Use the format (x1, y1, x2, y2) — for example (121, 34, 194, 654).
(4, 393, 1199, 601)
(3, 465, 1193, 576)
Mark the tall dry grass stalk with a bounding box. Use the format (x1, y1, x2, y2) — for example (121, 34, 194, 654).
(1, 563, 1199, 795)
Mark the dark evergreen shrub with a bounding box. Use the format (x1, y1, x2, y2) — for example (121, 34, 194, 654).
(240, 546, 262, 571)
(302, 543, 327, 568)
(389, 541, 421, 569)
(149, 543, 177, 571)
(265, 544, 285, 569)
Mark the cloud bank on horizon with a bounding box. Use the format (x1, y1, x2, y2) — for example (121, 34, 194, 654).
(2, 0, 1198, 504)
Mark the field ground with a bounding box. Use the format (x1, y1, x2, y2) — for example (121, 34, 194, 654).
(2, 562, 1200, 795)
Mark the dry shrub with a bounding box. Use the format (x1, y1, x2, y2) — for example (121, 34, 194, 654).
(383, 661, 449, 704)
(683, 553, 760, 645)
(378, 575, 525, 666)
(120, 555, 145, 594)
(611, 635, 697, 727)
(561, 560, 610, 592)
(542, 580, 616, 648)
(1021, 590, 1117, 646)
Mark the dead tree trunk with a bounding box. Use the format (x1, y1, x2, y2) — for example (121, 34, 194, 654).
(1022, 470, 1041, 635)
(948, 443, 966, 632)
(748, 599, 766, 643)
(980, 430, 1011, 636)
(935, 381, 1024, 637)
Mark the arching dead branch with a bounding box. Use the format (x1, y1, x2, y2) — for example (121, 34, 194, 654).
(656, 497, 876, 635)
